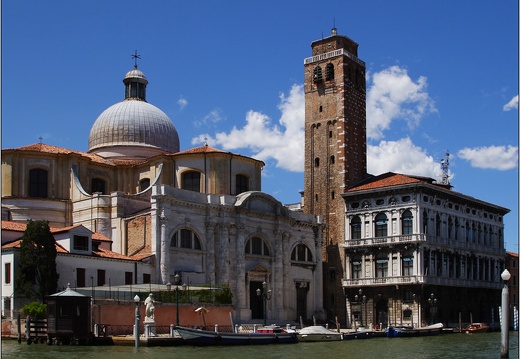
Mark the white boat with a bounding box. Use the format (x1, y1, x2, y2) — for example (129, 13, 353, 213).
(297, 326, 343, 342)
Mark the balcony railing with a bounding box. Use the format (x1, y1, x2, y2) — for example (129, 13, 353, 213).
(343, 233, 505, 255)
(343, 275, 502, 290)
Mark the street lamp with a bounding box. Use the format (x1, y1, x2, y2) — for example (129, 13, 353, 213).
(412, 293, 416, 327)
(256, 281, 272, 326)
(500, 269, 511, 358)
(428, 293, 437, 325)
(134, 294, 140, 348)
(174, 274, 180, 326)
(355, 289, 366, 329)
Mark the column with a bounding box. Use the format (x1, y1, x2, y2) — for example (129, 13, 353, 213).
(159, 220, 169, 284)
(205, 221, 216, 284)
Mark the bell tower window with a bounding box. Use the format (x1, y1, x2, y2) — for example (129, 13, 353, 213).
(313, 66, 323, 83)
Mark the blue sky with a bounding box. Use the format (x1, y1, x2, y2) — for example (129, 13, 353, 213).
(2, 1, 518, 252)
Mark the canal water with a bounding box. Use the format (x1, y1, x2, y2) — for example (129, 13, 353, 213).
(2, 332, 519, 359)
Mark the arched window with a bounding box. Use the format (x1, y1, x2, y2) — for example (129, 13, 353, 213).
(402, 252, 414, 276)
(375, 252, 388, 278)
(314, 157, 320, 167)
(245, 237, 269, 256)
(29, 168, 48, 198)
(235, 174, 249, 195)
(91, 178, 106, 194)
(171, 229, 201, 250)
(351, 216, 361, 239)
(351, 256, 362, 279)
(402, 210, 413, 235)
(448, 216, 453, 239)
(375, 213, 388, 237)
(182, 171, 201, 192)
(291, 244, 313, 262)
(313, 66, 322, 82)
(139, 178, 150, 192)
(325, 63, 334, 81)
(455, 218, 459, 240)
(330, 155, 335, 164)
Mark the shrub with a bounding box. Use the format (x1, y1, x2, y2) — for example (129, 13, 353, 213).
(20, 301, 47, 320)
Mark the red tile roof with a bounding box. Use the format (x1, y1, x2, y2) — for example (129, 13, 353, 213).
(7, 143, 111, 164)
(2, 221, 112, 242)
(2, 239, 68, 253)
(347, 172, 429, 192)
(176, 144, 227, 155)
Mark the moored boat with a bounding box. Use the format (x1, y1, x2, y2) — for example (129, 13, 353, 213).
(386, 323, 443, 337)
(464, 323, 490, 334)
(297, 326, 343, 342)
(174, 325, 298, 345)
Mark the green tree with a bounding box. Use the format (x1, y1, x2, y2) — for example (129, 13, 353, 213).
(15, 220, 58, 301)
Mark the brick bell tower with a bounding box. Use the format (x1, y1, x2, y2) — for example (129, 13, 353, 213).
(303, 27, 367, 323)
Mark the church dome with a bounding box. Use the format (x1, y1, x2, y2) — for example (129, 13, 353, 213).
(88, 66, 180, 159)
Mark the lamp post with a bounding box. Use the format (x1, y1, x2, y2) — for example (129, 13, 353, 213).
(428, 293, 437, 325)
(500, 269, 511, 358)
(355, 289, 366, 329)
(411, 294, 416, 328)
(256, 281, 272, 326)
(174, 274, 180, 326)
(134, 294, 140, 348)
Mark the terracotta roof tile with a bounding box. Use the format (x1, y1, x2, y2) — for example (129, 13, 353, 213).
(347, 172, 426, 192)
(176, 144, 227, 155)
(1, 220, 28, 232)
(2, 239, 68, 253)
(93, 247, 135, 260)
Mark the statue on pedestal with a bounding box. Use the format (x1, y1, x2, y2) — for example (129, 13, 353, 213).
(144, 293, 155, 322)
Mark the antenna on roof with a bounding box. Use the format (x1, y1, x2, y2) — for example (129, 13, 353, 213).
(332, 18, 337, 36)
(39, 136, 43, 144)
(441, 150, 450, 185)
(131, 50, 141, 69)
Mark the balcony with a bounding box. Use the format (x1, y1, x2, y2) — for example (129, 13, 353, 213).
(343, 234, 425, 248)
(343, 233, 505, 256)
(343, 275, 502, 290)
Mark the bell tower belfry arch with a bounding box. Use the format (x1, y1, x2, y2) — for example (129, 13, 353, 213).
(303, 27, 367, 322)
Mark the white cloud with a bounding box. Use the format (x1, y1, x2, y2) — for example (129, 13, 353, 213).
(503, 95, 518, 111)
(368, 137, 442, 180)
(177, 96, 188, 110)
(457, 145, 518, 170)
(201, 84, 305, 172)
(192, 66, 438, 173)
(366, 66, 436, 140)
(193, 109, 224, 128)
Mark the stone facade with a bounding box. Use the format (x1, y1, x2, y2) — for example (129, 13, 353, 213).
(303, 28, 368, 321)
(1, 65, 326, 324)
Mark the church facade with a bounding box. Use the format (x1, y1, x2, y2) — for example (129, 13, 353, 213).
(2, 65, 325, 324)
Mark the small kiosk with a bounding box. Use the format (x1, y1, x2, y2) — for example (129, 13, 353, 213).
(46, 284, 92, 344)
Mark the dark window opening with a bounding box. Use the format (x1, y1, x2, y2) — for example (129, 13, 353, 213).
(97, 269, 106, 286)
(139, 178, 150, 192)
(325, 63, 334, 81)
(236, 174, 249, 194)
(29, 168, 48, 198)
(91, 178, 106, 194)
(182, 171, 201, 192)
(313, 66, 322, 82)
(73, 235, 89, 251)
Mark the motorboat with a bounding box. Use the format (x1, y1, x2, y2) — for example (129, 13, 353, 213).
(464, 323, 490, 334)
(174, 325, 298, 345)
(386, 323, 443, 337)
(297, 326, 343, 342)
